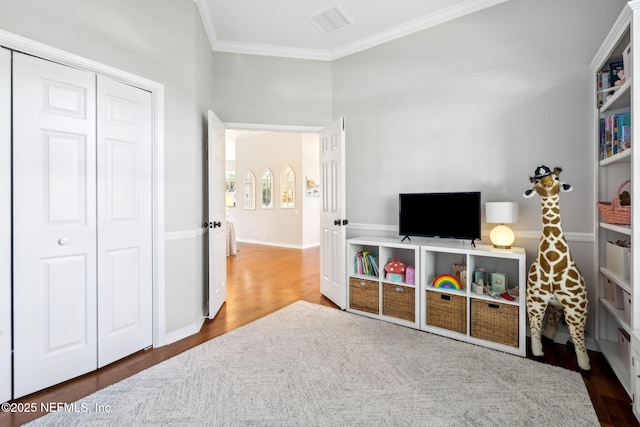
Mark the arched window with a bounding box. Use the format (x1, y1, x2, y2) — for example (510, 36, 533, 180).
(261, 168, 273, 209)
(243, 171, 255, 210)
(280, 165, 295, 208)
(225, 170, 236, 207)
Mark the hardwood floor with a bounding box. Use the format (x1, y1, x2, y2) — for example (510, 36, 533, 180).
(1, 242, 637, 426)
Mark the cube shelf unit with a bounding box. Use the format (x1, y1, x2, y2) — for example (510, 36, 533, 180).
(590, 1, 638, 404)
(420, 242, 526, 356)
(346, 236, 420, 329)
(346, 236, 526, 356)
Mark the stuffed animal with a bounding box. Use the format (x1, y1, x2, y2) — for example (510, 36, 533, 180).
(523, 165, 590, 372)
(619, 190, 631, 206)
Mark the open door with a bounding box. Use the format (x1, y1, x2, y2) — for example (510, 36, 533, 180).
(207, 110, 227, 319)
(320, 118, 346, 309)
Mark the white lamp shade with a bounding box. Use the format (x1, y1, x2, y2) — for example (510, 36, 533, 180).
(485, 202, 519, 224)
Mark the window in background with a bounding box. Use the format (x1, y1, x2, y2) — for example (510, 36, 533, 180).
(280, 165, 295, 208)
(225, 170, 236, 207)
(261, 168, 273, 209)
(243, 170, 255, 210)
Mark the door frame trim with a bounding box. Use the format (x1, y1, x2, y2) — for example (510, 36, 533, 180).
(0, 29, 167, 347)
(224, 122, 323, 132)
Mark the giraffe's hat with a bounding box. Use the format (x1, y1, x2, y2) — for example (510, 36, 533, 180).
(531, 165, 559, 179)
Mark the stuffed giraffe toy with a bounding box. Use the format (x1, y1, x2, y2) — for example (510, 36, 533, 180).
(523, 165, 590, 372)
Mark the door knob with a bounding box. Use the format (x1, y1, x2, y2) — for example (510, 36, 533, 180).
(213, 221, 222, 228)
(334, 219, 341, 226)
(58, 237, 69, 246)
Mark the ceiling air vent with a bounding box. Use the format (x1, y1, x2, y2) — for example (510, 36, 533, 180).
(308, 4, 353, 34)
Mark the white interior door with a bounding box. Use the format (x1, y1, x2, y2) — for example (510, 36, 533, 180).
(12, 53, 98, 398)
(0, 47, 11, 404)
(320, 118, 346, 309)
(96, 75, 153, 368)
(207, 110, 227, 319)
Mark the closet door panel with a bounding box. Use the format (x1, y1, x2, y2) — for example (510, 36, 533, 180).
(45, 131, 89, 222)
(0, 47, 11, 403)
(97, 75, 152, 368)
(12, 52, 97, 398)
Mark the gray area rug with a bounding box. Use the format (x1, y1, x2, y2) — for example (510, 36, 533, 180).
(27, 300, 598, 426)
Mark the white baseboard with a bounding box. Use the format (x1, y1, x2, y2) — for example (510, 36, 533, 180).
(235, 238, 318, 249)
(554, 331, 599, 352)
(527, 331, 599, 353)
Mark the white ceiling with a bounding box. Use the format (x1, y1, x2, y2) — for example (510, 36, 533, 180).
(195, 0, 510, 61)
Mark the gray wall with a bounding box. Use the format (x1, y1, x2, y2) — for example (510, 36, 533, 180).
(0, 0, 213, 336)
(330, 0, 627, 342)
(333, 0, 625, 232)
(211, 52, 333, 126)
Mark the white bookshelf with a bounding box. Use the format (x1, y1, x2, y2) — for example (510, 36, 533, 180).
(590, 2, 639, 412)
(346, 236, 526, 356)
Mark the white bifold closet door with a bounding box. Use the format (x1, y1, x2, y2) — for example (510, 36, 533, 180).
(12, 52, 152, 398)
(96, 75, 152, 368)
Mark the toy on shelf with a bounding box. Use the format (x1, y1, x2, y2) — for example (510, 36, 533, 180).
(432, 274, 462, 290)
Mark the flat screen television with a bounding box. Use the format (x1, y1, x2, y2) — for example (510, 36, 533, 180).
(399, 192, 481, 243)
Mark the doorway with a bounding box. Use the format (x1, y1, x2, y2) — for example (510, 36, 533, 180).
(224, 127, 321, 250)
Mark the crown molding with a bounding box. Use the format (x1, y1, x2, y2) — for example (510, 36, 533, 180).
(212, 40, 333, 61)
(331, 0, 510, 60)
(196, 0, 510, 61)
(194, 0, 219, 53)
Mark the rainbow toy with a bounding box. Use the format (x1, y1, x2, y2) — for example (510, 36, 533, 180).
(432, 274, 462, 290)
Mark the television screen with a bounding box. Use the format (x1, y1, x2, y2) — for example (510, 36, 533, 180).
(399, 192, 481, 241)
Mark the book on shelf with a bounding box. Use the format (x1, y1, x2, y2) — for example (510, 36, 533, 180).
(619, 112, 631, 151)
(597, 70, 610, 108)
(600, 111, 631, 159)
(353, 251, 378, 276)
(613, 114, 620, 156)
(368, 253, 379, 276)
(599, 117, 606, 160)
(609, 61, 624, 87)
(605, 114, 614, 157)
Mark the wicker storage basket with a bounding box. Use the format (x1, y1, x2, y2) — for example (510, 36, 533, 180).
(349, 277, 379, 314)
(382, 283, 415, 322)
(426, 290, 466, 333)
(470, 298, 518, 347)
(597, 180, 631, 225)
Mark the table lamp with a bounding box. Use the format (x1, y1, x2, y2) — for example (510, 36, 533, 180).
(485, 202, 519, 249)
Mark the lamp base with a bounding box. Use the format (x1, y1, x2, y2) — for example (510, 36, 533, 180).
(489, 224, 515, 249)
(492, 244, 512, 249)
